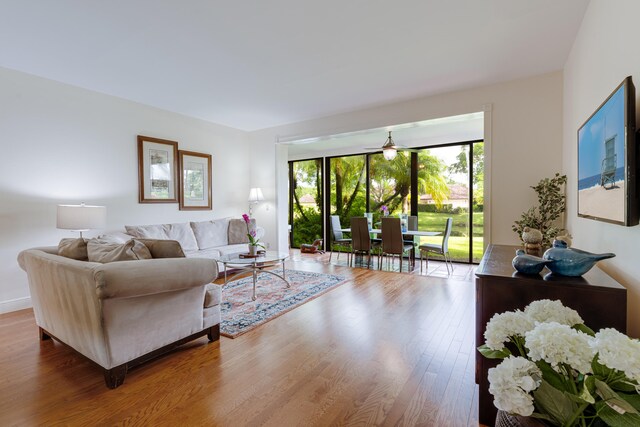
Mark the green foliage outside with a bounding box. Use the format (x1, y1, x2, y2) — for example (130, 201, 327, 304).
(416, 210, 484, 262)
(290, 142, 485, 262)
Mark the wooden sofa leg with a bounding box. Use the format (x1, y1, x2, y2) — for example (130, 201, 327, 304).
(104, 365, 127, 389)
(39, 327, 51, 341)
(208, 324, 220, 342)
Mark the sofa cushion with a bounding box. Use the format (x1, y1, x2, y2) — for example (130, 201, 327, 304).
(190, 218, 229, 250)
(125, 223, 199, 252)
(58, 238, 88, 261)
(228, 218, 257, 244)
(137, 239, 185, 259)
(87, 239, 153, 263)
(204, 283, 222, 307)
(184, 247, 221, 260)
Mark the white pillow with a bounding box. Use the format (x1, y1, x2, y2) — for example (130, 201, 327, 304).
(124, 223, 199, 252)
(98, 231, 134, 244)
(190, 218, 230, 250)
(163, 223, 199, 252)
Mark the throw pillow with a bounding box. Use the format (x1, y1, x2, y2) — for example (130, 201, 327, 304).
(190, 218, 230, 249)
(136, 239, 186, 259)
(124, 223, 199, 252)
(98, 232, 134, 244)
(87, 239, 152, 263)
(58, 238, 88, 261)
(228, 218, 255, 244)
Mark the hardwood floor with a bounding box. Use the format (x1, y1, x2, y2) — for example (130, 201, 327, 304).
(0, 252, 479, 426)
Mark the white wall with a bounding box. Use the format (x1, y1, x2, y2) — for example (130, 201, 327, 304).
(563, 0, 640, 337)
(249, 71, 564, 255)
(0, 67, 250, 312)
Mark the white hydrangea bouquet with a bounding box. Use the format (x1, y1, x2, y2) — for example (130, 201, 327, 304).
(478, 299, 640, 426)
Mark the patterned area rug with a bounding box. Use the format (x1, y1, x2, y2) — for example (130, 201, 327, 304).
(220, 269, 347, 338)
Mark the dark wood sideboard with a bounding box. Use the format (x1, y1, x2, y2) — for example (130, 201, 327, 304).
(475, 244, 627, 426)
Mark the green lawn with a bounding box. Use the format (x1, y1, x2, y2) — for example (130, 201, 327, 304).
(415, 211, 484, 262)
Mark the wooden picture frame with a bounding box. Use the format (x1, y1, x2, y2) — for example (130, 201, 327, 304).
(137, 135, 179, 203)
(179, 150, 212, 210)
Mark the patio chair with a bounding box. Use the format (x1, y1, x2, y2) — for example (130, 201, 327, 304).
(419, 217, 453, 274)
(350, 217, 381, 268)
(329, 215, 352, 264)
(380, 217, 414, 272)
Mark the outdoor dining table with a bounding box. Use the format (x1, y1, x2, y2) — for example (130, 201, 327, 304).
(339, 228, 441, 237)
(339, 228, 441, 264)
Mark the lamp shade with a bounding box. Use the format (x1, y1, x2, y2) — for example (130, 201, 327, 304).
(248, 187, 264, 203)
(57, 204, 107, 231)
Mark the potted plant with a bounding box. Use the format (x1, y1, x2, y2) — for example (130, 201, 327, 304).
(478, 299, 640, 426)
(512, 173, 567, 248)
(242, 213, 264, 255)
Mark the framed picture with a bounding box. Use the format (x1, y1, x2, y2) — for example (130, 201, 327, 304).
(577, 76, 637, 226)
(137, 135, 179, 203)
(179, 150, 212, 210)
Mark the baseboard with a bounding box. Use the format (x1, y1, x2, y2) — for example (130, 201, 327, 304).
(0, 296, 32, 314)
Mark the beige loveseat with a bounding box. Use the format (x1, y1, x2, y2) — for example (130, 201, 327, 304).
(18, 246, 221, 388)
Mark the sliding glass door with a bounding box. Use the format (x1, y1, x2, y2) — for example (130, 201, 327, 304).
(288, 158, 323, 248)
(415, 141, 484, 263)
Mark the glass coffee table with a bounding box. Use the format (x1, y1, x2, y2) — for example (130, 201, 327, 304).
(217, 251, 290, 300)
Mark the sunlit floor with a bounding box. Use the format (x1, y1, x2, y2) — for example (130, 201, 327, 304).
(287, 249, 477, 281)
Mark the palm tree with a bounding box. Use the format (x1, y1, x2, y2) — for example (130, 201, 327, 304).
(369, 151, 449, 214)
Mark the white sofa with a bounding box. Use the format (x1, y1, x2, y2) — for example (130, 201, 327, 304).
(105, 217, 265, 273)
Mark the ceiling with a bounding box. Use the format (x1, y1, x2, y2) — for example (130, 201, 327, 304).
(287, 112, 484, 158)
(0, 1, 589, 131)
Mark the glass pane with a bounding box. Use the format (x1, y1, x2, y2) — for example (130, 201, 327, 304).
(472, 142, 485, 262)
(329, 155, 366, 233)
(291, 159, 323, 248)
(369, 151, 412, 226)
(417, 145, 470, 262)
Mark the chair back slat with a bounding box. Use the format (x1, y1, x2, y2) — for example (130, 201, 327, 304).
(381, 217, 402, 254)
(350, 217, 371, 251)
(330, 215, 344, 240)
(408, 215, 418, 231)
(442, 217, 453, 252)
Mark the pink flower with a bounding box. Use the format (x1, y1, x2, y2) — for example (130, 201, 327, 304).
(250, 229, 256, 238)
(242, 213, 250, 224)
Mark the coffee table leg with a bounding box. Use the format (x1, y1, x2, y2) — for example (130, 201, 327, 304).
(252, 268, 257, 301)
(283, 262, 290, 288)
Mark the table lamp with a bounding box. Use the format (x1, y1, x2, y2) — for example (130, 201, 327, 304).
(57, 203, 107, 238)
(247, 187, 264, 217)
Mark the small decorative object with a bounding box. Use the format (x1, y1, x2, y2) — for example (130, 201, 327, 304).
(555, 229, 572, 247)
(300, 239, 324, 254)
(543, 240, 615, 276)
(512, 249, 552, 275)
(512, 173, 567, 248)
(380, 205, 389, 216)
(242, 213, 264, 253)
(137, 135, 179, 203)
(364, 212, 373, 230)
(521, 227, 543, 255)
(478, 299, 640, 426)
(400, 213, 408, 232)
(178, 150, 212, 210)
